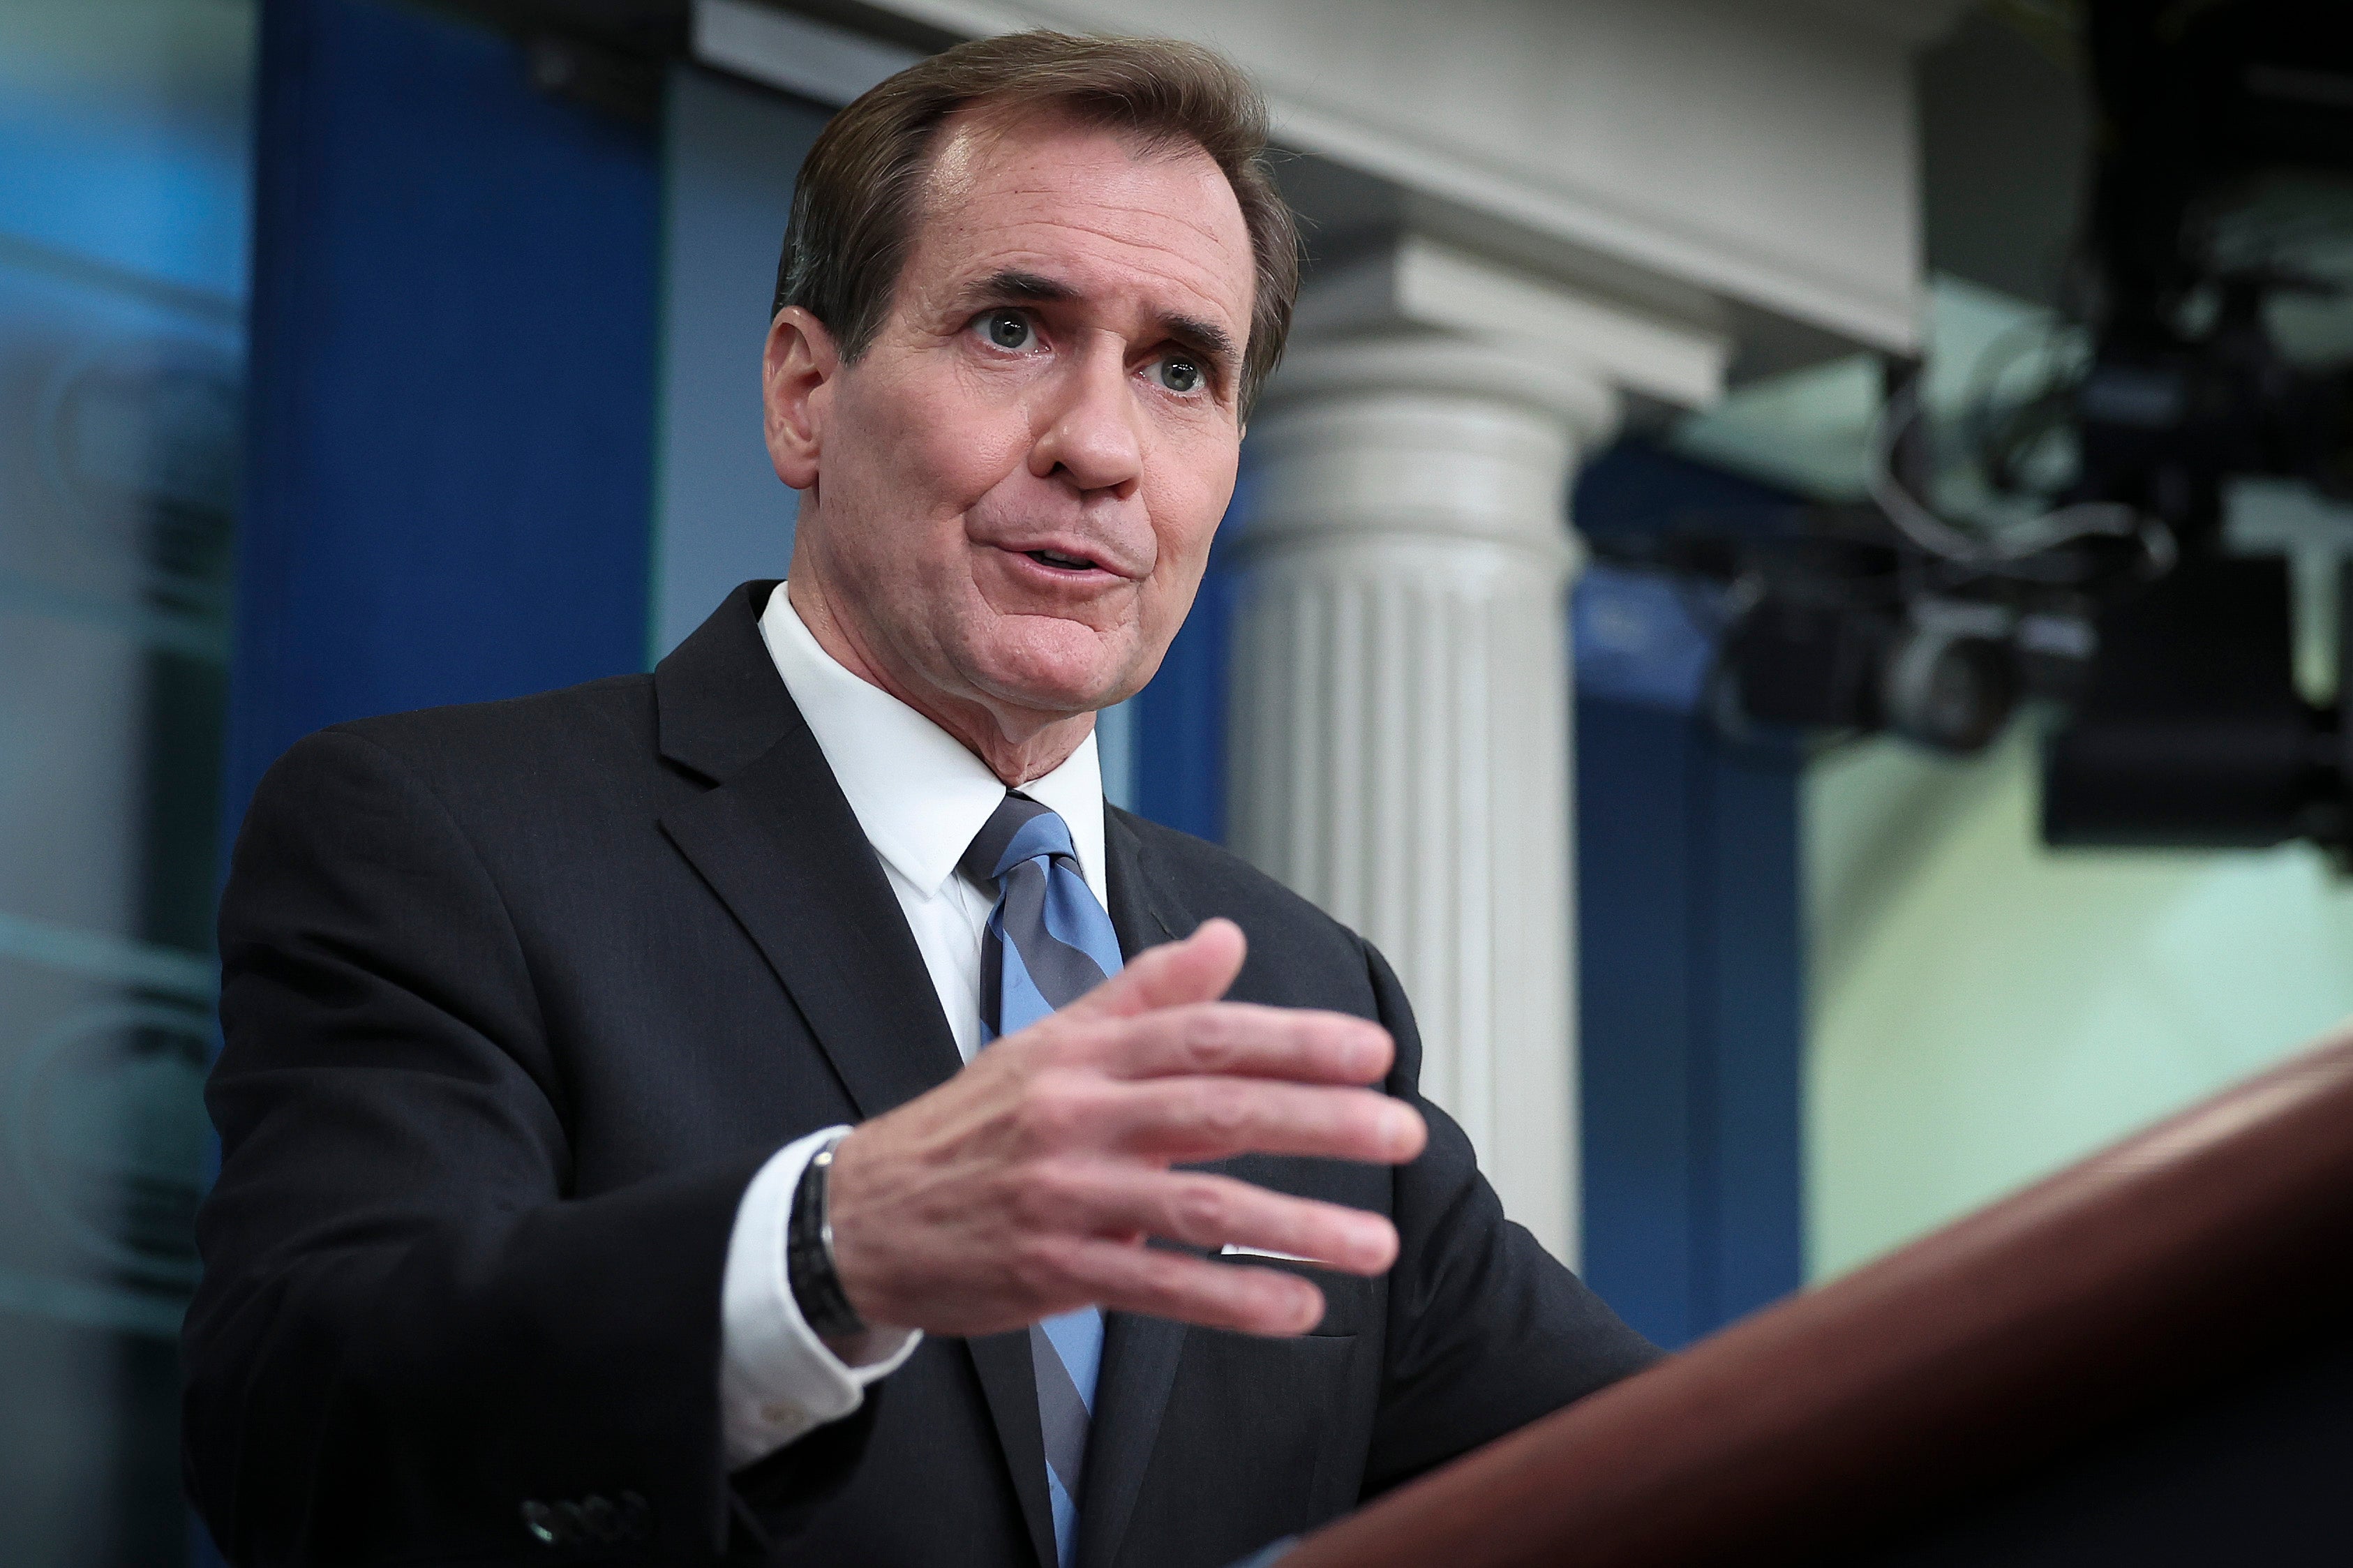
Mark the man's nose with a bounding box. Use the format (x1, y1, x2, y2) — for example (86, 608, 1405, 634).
(1029, 341, 1143, 496)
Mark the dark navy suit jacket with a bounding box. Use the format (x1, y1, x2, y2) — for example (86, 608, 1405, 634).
(185, 583, 1658, 1567)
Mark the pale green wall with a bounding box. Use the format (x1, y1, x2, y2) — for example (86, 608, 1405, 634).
(1803, 724, 2353, 1281)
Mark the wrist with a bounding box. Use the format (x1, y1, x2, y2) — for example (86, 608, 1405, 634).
(786, 1133, 869, 1344)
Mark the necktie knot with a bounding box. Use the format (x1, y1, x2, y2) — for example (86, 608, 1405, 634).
(962, 793, 1122, 1031)
(959, 793, 1076, 888)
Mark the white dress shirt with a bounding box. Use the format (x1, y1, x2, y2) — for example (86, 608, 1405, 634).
(717, 582, 1112, 1470)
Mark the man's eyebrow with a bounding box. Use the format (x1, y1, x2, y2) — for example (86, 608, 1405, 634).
(1157, 312, 1238, 371)
(957, 269, 1241, 375)
(959, 269, 1077, 307)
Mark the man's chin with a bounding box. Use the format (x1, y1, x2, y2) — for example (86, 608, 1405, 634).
(975, 674, 1128, 721)
(963, 641, 1137, 721)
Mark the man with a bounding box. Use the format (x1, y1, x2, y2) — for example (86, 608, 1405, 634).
(185, 31, 1657, 1568)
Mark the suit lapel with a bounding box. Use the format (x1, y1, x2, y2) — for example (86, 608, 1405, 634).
(1103, 807, 1185, 950)
(658, 689, 964, 1123)
(654, 585, 1055, 1563)
(969, 1332, 1059, 1568)
(1075, 811, 1197, 1568)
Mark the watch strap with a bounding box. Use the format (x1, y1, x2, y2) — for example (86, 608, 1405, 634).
(786, 1135, 869, 1343)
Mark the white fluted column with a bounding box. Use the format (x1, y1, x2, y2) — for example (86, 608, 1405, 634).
(1226, 329, 1620, 1264)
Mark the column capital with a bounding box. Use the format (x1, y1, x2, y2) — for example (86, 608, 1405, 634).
(1241, 311, 1617, 567)
(1281, 232, 1733, 412)
(1258, 329, 1622, 451)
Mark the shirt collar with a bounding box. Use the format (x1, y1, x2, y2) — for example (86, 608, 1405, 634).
(756, 583, 1109, 906)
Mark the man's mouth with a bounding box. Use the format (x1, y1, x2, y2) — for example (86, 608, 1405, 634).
(1024, 548, 1100, 572)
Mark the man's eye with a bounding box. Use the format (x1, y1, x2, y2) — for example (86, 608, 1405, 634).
(1153, 356, 1204, 394)
(980, 310, 1033, 350)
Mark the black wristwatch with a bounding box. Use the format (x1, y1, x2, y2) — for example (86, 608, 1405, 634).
(786, 1135, 869, 1343)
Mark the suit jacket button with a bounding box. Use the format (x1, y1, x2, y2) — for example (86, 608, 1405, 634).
(521, 1500, 560, 1546)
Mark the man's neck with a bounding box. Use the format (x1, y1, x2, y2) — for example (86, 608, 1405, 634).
(784, 576, 1094, 787)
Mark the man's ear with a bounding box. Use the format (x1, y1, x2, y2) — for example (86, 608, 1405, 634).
(763, 306, 839, 491)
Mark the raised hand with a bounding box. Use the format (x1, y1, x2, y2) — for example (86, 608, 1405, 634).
(824, 918, 1425, 1339)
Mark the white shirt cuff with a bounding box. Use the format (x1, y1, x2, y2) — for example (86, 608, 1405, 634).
(719, 1126, 922, 1471)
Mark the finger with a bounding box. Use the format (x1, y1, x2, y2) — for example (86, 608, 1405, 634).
(1018, 1164, 1398, 1275)
(1059, 918, 1246, 1023)
(1074, 1078, 1427, 1165)
(1052, 1237, 1328, 1336)
(1096, 1002, 1393, 1086)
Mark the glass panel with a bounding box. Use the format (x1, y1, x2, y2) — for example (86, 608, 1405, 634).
(0, 2, 254, 1561)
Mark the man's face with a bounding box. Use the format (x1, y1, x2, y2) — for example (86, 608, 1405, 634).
(771, 110, 1255, 738)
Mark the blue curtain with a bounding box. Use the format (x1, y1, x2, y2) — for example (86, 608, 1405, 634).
(226, 0, 659, 823)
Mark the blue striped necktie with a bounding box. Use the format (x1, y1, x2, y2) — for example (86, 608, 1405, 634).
(960, 793, 1123, 1568)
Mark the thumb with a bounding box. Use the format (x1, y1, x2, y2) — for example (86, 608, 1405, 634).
(1064, 917, 1246, 1022)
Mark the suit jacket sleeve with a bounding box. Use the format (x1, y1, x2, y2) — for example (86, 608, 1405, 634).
(185, 729, 870, 1567)
(1364, 939, 1664, 1494)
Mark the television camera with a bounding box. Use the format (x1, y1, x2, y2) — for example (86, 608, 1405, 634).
(1646, 0, 2353, 853)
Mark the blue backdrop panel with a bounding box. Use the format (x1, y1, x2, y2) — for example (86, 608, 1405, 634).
(650, 65, 823, 659)
(1703, 746, 1804, 1323)
(1578, 699, 1707, 1341)
(1574, 440, 1807, 1348)
(1578, 709, 1804, 1345)
(226, 0, 660, 820)
(1126, 470, 1249, 842)
(1129, 558, 1234, 844)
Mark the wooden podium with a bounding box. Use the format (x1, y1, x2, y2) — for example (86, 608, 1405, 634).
(1275, 1032, 2353, 1566)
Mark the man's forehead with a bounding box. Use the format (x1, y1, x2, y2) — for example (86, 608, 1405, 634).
(911, 109, 1253, 328)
